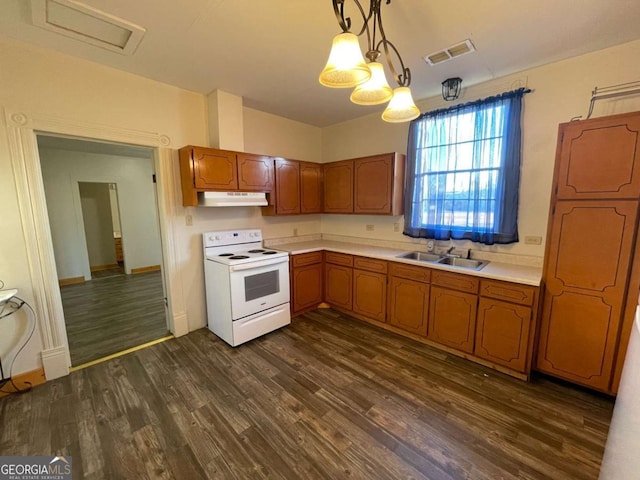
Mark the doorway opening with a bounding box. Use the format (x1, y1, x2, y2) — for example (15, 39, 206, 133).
(37, 134, 170, 367)
(78, 182, 126, 279)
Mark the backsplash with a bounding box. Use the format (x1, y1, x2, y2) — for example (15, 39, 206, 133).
(266, 233, 543, 267)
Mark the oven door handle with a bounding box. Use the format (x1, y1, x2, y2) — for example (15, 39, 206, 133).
(229, 257, 289, 272)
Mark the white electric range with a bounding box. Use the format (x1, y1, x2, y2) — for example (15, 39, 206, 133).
(203, 229, 290, 346)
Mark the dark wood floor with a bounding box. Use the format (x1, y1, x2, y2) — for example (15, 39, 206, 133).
(60, 271, 168, 365)
(0, 309, 613, 479)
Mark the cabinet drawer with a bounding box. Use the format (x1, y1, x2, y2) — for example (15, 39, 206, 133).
(480, 279, 536, 306)
(292, 251, 323, 268)
(325, 252, 353, 267)
(432, 270, 479, 294)
(354, 256, 387, 274)
(389, 262, 431, 283)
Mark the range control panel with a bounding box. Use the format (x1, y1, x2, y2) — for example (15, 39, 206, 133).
(203, 229, 263, 248)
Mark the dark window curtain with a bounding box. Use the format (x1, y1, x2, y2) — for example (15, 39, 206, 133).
(403, 88, 528, 245)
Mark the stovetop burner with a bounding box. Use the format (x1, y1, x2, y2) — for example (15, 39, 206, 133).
(262, 251, 277, 255)
(248, 249, 266, 253)
(218, 253, 234, 257)
(229, 255, 250, 260)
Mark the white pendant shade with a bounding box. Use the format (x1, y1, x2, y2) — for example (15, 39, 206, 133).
(382, 87, 420, 123)
(350, 62, 393, 105)
(319, 33, 371, 88)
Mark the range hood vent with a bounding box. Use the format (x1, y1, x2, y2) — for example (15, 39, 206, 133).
(198, 191, 268, 207)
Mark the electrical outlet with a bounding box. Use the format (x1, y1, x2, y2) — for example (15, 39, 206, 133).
(366, 224, 374, 232)
(393, 222, 400, 232)
(293, 228, 298, 236)
(185, 214, 193, 226)
(524, 235, 542, 245)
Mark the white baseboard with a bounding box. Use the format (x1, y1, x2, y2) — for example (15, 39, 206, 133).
(171, 311, 189, 337)
(41, 346, 69, 380)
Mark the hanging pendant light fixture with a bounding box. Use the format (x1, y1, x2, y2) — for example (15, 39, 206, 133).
(319, 32, 371, 88)
(319, 0, 419, 123)
(350, 61, 393, 105)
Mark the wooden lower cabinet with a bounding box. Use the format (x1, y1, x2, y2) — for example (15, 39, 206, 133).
(292, 263, 323, 314)
(475, 298, 532, 372)
(291, 251, 541, 380)
(428, 286, 477, 353)
(325, 263, 353, 311)
(388, 276, 429, 336)
(352, 269, 386, 322)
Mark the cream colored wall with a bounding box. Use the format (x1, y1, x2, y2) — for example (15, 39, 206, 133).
(243, 107, 323, 162)
(321, 39, 640, 259)
(0, 37, 206, 375)
(179, 107, 323, 332)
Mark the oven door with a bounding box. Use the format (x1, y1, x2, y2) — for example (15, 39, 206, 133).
(229, 257, 290, 320)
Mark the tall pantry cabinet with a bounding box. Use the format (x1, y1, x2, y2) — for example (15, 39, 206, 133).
(536, 111, 640, 394)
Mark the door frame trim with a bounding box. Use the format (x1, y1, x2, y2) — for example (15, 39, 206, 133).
(5, 108, 188, 380)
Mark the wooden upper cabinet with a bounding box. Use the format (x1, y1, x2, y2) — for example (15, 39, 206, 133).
(555, 113, 640, 200)
(536, 200, 639, 391)
(237, 153, 274, 192)
(300, 162, 323, 213)
(354, 153, 405, 215)
(323, 160, 354, 213)
(191, 147, 238, 190)
(273, 158, 300, 215)
(179, 145, 277, 206)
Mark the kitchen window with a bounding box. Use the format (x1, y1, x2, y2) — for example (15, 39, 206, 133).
(403, 88, 529, 245)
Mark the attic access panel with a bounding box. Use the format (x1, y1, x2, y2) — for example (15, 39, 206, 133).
(30, 0, 146, 55)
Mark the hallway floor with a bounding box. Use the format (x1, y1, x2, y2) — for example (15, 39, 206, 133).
(61, 270, 169, 366)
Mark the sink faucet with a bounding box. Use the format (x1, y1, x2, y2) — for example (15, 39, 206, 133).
(444, 245, 461, 258)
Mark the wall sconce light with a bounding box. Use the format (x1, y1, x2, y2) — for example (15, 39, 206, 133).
(442, 77, 462, 101)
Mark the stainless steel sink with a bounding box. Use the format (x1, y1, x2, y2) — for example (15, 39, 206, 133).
(396, 251, 443, 262)
(436, 257, 488, 270)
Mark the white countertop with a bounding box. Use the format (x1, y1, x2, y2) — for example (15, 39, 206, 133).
(275, 239, 542, 286)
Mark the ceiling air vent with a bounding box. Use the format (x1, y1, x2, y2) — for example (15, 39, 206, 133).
(30, 0, 145, 55)
(424, 39, 476, 66)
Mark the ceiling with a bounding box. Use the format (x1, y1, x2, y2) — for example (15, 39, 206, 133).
(1, 0, 640, 126)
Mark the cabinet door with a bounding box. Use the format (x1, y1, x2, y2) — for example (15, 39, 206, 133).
(353, 269, 387, 322)
(354, 154, 394, 214)
(325, 263, 353, 311)
(555, 113, 640, 200)
(428, 286, 478, 353)
(274, 159, 300, 214)
(388, 277, 429, 336)
(475, 298, 531, 372)
(237, 153, 274, 191)
(537, 200, 639, 391)
(292, 263, 323, 315)
(324, 160, 354, 213)
(192, 147, 238, 190)
(300, 162, 323, 213)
